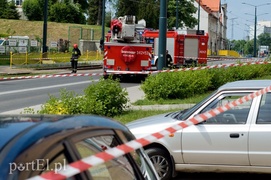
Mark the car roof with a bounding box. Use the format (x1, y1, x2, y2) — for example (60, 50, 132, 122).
(218, 80, 271, 91)
(0, 115, 131, 152)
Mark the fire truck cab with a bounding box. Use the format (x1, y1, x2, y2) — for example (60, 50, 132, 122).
(143, 30, 209, 68)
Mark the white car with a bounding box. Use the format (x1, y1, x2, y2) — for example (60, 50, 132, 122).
(127, 80, 271, 180)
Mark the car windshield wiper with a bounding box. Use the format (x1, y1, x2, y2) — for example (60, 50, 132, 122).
(174, 108, 190, 119)
(165, 109, 189, 119)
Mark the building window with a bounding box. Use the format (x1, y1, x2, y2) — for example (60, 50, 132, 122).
(15, 0, 23, 6)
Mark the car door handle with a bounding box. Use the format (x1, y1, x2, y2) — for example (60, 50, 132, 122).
(230, 133, 240, 138)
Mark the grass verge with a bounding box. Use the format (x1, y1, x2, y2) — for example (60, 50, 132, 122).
(133, 92, 211, 105)
(113, 108, 181, 124)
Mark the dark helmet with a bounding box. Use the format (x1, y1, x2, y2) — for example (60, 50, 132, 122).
(73, 44, 78, 48)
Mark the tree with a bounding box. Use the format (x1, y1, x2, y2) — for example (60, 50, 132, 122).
(243, 40, 254, 55)
(231, 39, 246, 55)
(87, 0, 100, 25)
(258, 33, 271, 48)
(0, 0, 20, 19)
(115, 0, 139, 18)
(137, 0, 160, 29)
(22, 0, 43, 21)
(49, 2, 86, 24)
(167, 0, 198, 29)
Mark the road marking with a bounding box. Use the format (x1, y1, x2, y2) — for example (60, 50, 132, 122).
(0, 80, 98, 96)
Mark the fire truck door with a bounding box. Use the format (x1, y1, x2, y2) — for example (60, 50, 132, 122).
(184, 38, 199, 60)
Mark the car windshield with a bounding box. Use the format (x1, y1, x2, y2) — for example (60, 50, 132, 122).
(176, 90, 218, 120)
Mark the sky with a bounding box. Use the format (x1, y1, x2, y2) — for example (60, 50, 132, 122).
(224, 0, 271, 40)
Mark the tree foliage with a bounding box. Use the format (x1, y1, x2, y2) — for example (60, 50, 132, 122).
(113, 0, 197, 29)
(137, 0, 160, 29)
(49, 2, 86, 24)
(258, 33, 271, 47)
(167, 0, 197, 29)
(243, 40, 254, 55)
(22, 0, 86, 24)
(87, 0, 101, 25)
(22, 0, 43, 21)
(0, 0, 20, 19)
(115, 0, 139, 18)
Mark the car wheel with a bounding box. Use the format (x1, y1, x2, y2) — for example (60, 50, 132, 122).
(145, 148, 172, 180)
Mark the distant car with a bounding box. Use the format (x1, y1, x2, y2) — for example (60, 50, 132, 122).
(0, 115, 159, 180)
(127, 80, 271, 180)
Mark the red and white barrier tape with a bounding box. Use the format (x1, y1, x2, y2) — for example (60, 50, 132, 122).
(1, 61, 269, 81)
(0, 73, 105, 81)
(28, 85, 271, 180)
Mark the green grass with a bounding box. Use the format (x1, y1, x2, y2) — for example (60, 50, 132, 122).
(133, 92, 211, 105)
(113, 109, 181, 124)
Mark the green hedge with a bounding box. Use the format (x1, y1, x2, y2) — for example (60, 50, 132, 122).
(38, 77, 129, 117)
(142, 63, 271, 101)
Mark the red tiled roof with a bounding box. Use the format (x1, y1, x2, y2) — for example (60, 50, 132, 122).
(196, 0, 221, 13)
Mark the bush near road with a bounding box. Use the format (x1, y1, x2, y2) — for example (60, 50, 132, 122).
(142, 62, 271, 100)
(37, 77, 129, 117)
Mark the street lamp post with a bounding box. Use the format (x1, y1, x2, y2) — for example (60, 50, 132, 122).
(100, 0, 106, 51)
(176, 0, 179, 29)
(242, 2, 271, 57)
(42, 0, 48, 54)
(197, 0, 201, 31)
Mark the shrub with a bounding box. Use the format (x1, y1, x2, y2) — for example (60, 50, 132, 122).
(38, 77, 129, 117)
(142, 63, 271, 101)
(83, 77, 129, 117)
(142, 70, 211, 100)
(39, 89, 85, 115)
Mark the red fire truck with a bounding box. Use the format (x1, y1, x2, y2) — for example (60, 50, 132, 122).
(103, 15, 153, 79)
(143, 30, 209, 68)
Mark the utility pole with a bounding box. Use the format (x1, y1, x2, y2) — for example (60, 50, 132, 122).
(100, 0, 106, 51)
(158, 0, 167, 70)
(254, 7, 257, 57)
(230, 17, 237, 40)
(42, 0, 48, 55)
(176, 0, 179, 29)
(228, 17, 237, 50)
(197, 0, 201, 31)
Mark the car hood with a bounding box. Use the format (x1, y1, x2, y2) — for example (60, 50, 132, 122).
(126, 111, 182, 138)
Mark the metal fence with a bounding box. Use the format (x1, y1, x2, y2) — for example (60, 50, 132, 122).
(6, 50, 103, 67)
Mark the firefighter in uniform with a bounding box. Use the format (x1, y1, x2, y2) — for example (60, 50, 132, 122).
(166, 50, 173, 68)
(70, 44, 81, 73)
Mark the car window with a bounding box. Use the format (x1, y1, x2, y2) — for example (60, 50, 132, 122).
(201, 94, 252, 124)
(257, 93, 271, 124)
(75, 135, 136, 180)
